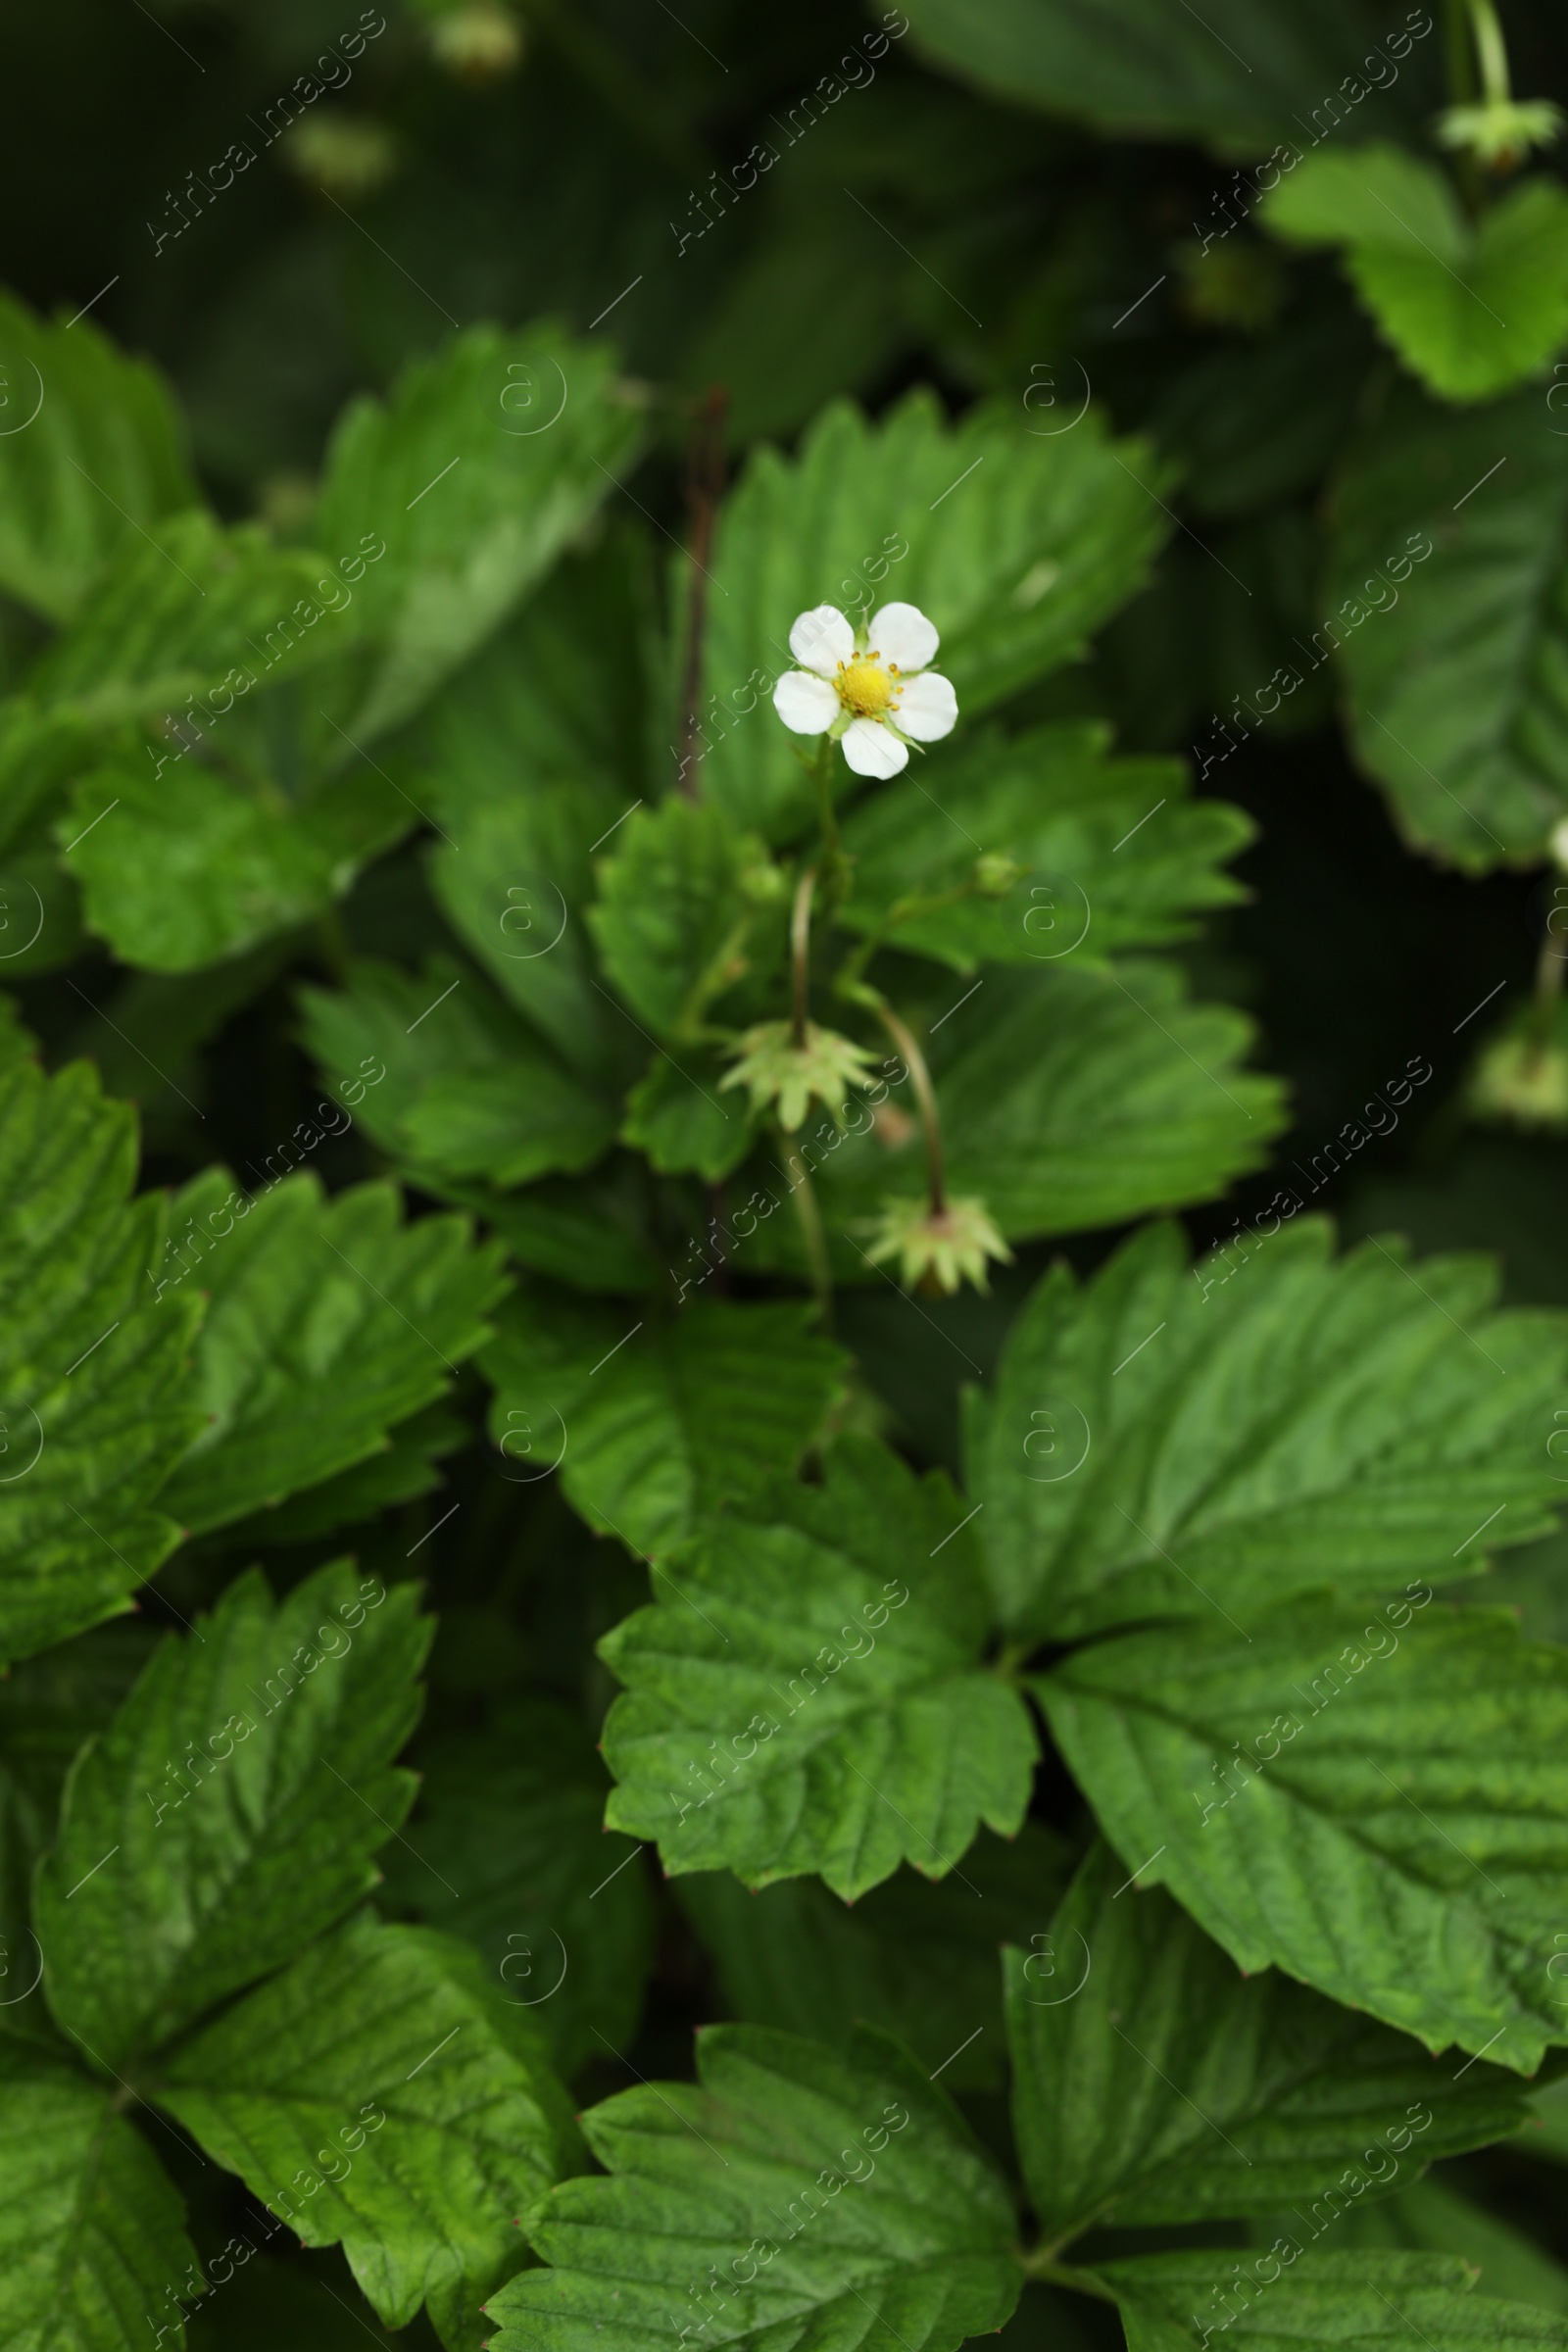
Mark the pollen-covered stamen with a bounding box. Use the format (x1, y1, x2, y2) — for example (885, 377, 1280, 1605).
(834, 652, 902, 718)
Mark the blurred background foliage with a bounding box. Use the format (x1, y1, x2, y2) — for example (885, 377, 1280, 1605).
(10, 1, 1568, 2339)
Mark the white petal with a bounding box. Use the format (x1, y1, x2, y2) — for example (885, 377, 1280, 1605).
(896, 669, 958, 742)
(789, 604, 854, 677)
(867, 601, 938, 672)
(773, 669, 839, 735)
(841, 716, 907, 778)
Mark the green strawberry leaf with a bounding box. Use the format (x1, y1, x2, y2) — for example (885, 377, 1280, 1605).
(893, 0, 1435, 155)
(1099, 2249, 1568, 2352)
(599, 1436, 1038, 1897)
(1326, 2177, 1568, 2310)
(1325, 381, 1568, 868)
(742, 960, 1283, 1270)
(424, 1166, 662, 1295)
(490, 2023, 1022, 2352)
(33, 1560, 428, 2069)
(314, 322, 647, 748)
(63, 745, 413, 973)
(965, 1218, 1568, 1639)
(215, 1404, 466, 1550)
(0, 1056, 203, 1670)
(0, 2047, 200, 2352)
(700, 389, 1170, 839)
(479, 1286, 847, 1559)
(297, 956, 617, 1193)
(1037, 1594, 1568, 2072)
(619, 1045, 758, 1179)
(158, 1912, 582, 2347)
(838, 721, 1252, 974)
(588, 797, 783, 1040)
(29, 514, 343, 735)
(1008, 1840, 1533, 2247)
(1264, 149, 1568, 406)
(0, 290, 196, 625)
(159, 1169, 507, 1537)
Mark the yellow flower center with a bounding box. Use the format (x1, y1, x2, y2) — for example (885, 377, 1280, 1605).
(834, 653, 901, 719)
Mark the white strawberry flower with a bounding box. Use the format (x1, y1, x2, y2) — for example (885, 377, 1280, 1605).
(772, 601, 958, 778)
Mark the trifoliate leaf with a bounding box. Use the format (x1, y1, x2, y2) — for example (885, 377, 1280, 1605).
(158, 1913, 582, 2346)
(838, 722, 1251, 973)
(0, 2048, 200, 2352)
(479, 1286, 847, 1558)
(298, 957, 617, 1194)
(1264, 149, 1568, 406)
(489, 2024, 1023, 2352)
(0, 1057, 203, 1670)
(599, 1436, 1037, 1897)
(34, 1560, 428, 2070)
(893, 0, 1433, 155)
(1326, 382, 1568, 867)
(377, 1701, 655, 2075)
(1037, 1596, 1568, 2071)
(1099, 2248, 1568, 2352)
(314, 322, 646, 746)
(679, 1821, 1072, 2090)
(701, 390, 1170, 838)
(63, 744, 413, 972)
(965, 1219, 1568, 1639)
(1007, 1841, 1532, 2245)
(159, 1169, 507, 1536)
(744, 961, 1283, 1273)
(589, 797, 781, 1041)
(0, 291, 196, 625)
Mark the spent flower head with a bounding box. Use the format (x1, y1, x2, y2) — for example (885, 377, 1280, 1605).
(772, 602, 957, 778)
(1468, 1029, 1568, 1130)
(428, 2, 526, 80)
(1436, 96, 1563, 169)
(721, 1020, 878, 1133)
(866, 1195, 1012, 1296)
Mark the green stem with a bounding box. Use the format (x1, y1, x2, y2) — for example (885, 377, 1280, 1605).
(1527, 922, 1567, 1063)
(791, 867, 816, 1050)
(1466, 0, 1512, 103)
(1019, 2257, 1119, 2303)
(780, 1130, 833, 1328)
(1446, 0, 1480, 104)
(1445, 0, 1487, 210)
(992, 1636, 1036, 1681)
(813, 736, 843, 896)
(873, 1001, 945, 1215)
